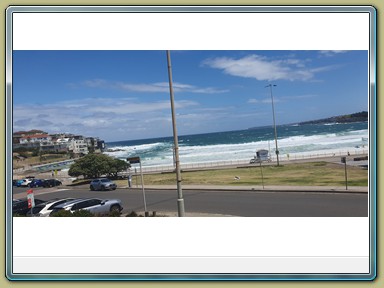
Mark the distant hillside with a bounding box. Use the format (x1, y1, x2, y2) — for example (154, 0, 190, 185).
(298, 111, 368, 125)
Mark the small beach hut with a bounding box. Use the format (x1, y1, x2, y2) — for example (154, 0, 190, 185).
(256, 149, 270, 162)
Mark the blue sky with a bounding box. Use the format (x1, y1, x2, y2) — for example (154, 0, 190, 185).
(13, 50, 368, 142)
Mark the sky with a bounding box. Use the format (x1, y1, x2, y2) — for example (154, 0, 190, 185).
(12, 50, 368, 142)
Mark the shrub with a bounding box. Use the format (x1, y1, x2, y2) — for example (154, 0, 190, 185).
(109, 210, 121, 217)
(50, 210, 73, 217)
(50, 209, 94, 217)
(126, 211, 141, 217)
(72, 210, 94, 217)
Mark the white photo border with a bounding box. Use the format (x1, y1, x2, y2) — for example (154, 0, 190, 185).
(6, 5, 377, 281)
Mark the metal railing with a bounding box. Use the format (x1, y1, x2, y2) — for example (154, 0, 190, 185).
(129, 149, 369, 174)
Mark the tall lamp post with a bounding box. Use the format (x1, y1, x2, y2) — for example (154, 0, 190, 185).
(166, 50, 185, 217)
(265, 84, 280, 166)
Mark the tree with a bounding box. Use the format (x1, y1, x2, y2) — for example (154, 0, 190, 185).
(107, 158, 131, 178)
(68, 153, 129, 179)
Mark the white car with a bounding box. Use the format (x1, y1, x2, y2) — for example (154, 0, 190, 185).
(19, 178, 33, 187)
(26, 198, 76, 217)
(50, 198, 123, 216)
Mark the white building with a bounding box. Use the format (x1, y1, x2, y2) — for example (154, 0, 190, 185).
(19, 134, 52, 144)
(68, 138, 89, 155)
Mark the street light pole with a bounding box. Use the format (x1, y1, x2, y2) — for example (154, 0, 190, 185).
(166, 50, 185, 217)
(266, 84, 280, 166)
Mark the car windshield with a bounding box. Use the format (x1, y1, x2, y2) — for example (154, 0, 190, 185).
(101, 179, 110, 183)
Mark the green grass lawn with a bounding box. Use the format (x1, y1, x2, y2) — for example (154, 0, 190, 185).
(118, 161, 368, 187)
(13, 154, 69, 169)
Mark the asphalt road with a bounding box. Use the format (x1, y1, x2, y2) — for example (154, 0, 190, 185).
(12, 186, 368, 217)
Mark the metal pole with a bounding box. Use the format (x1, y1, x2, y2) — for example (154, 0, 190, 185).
(344, 160, 348, 190)
(135, 168, 138, 188)
(266, 84, 280, 166)
(259, 161, 264, 189)
(166, 50, 185, 217)
(139, 161, 148, 215)
(127, 160, 131, 189)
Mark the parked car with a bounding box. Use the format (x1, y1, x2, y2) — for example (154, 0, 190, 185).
(89, 178, 117, 191)
(50, 198, 123, 216)
(42, 179, 62, 188)
(26, 198, 76, 217)
(29, 179, 44, 188)
(15, 180, 23, 187)
(12, 198, 47, 216)
(16, 178, 33, 187)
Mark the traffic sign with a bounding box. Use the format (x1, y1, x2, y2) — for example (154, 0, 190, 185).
(126, 156, 147, 215)
(127, 157, 140, 164)
(27, 189, 35, 209)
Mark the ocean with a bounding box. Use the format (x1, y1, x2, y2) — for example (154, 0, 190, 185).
(105, 122, 368, 169)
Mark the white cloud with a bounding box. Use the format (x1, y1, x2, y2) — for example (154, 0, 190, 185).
(13, 97, 199, 141)
(248, 94, 315, 105)
(82, 79, 228, 94)
(247, 99, 259, 104)
(203, 54, 335, 82)
(280, 94, 317, 100)
(319, 50, 348, 57)
(248, 98, 280, 104)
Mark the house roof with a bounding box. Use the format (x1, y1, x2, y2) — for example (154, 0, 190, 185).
(20, 134, 50, 140)
(14, 130, 46, 135)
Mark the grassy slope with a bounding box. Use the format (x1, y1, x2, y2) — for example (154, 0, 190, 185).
(119, 161, 367, 187)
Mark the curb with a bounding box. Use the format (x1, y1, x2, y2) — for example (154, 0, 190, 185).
(121, 186, 368, 194)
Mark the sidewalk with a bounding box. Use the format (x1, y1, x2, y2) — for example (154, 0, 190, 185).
(124, 184, 368, 193)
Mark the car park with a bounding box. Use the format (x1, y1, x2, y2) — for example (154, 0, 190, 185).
(42, 179, 62, 188)
(50, 198, 123, 216)
(89, 178, 117, 191)
(12, 198, 47, 216)
(26, 198, 76, 217)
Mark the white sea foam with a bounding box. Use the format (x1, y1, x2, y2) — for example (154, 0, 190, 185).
(105, 128, 369, 167)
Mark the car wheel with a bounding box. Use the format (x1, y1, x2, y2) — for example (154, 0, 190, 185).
(101, 186, 105, 191)
(110, 205, 120, 213)
(90, 185, 94, 191)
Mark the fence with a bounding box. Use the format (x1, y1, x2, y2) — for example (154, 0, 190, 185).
(14, 149, 368, 176)
(128, 149, 369, 175)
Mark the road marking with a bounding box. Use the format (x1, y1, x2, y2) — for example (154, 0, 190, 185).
(29, 189, 70, 196)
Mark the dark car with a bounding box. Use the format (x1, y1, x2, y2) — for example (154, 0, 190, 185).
(42, 179, 62, 188)
(89, 178, 117, 191)
(12, 198, 47, 216)
(29, 179, 44, 188)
